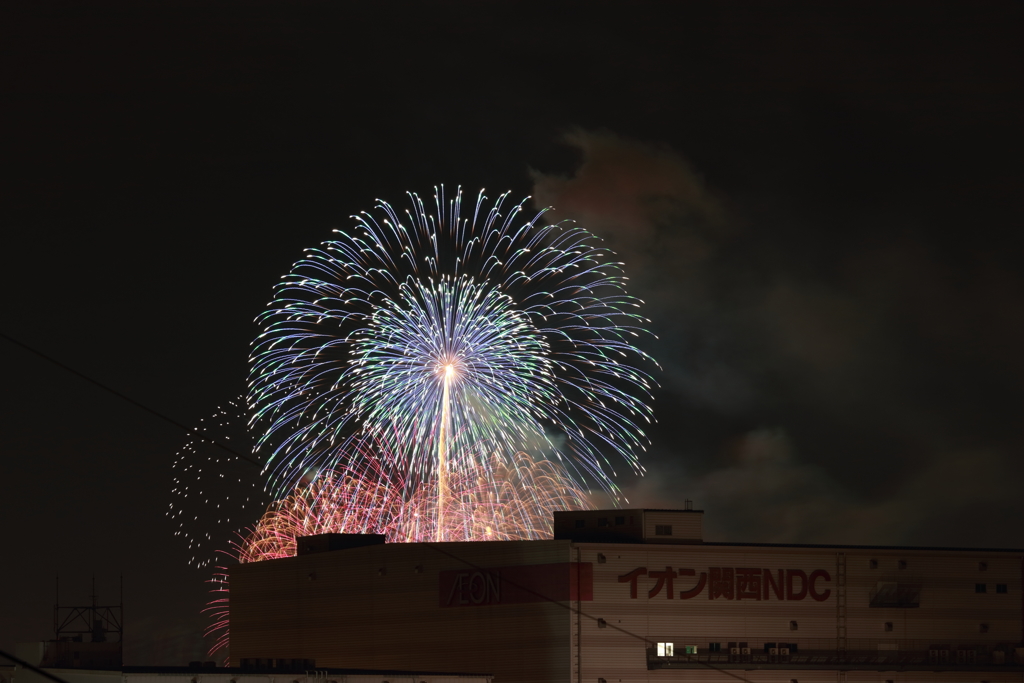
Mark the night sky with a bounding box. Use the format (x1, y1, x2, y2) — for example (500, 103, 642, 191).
(2, 0, 1022, 665)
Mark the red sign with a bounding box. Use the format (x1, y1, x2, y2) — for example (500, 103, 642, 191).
(439, 562, 594, 608)
(619, 567, 831, 601)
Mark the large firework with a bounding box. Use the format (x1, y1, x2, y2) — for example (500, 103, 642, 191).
(249, 187, 656, 535)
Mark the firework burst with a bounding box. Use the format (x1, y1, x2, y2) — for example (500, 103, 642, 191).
(249, 187, 656, 516)
(204, 450, 591, 658)
(167, 398, 268, 568)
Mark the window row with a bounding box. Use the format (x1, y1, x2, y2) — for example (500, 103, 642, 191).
(575, 516, 634, 528)
(975, 583, 1008, 593)
(869, 559, 1002, 572)
(884, 621, 990, 633)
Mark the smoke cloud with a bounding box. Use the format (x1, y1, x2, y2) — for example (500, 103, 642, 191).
(534, 129, 1024, 548)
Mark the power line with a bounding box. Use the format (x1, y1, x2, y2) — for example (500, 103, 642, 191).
(0, 330, 261, 468)
(424, 543, 754, 683)
(2, 329, 748, 680)
(0, 649, 71, 683)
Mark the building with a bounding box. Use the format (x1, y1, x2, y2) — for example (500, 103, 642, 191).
(230, 508, 1024, 683)
(6, 578, 491, 683)
(7, 657, 490, 683)
(123, 665, 491, 683)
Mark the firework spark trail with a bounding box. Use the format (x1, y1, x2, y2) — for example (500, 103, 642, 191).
(204, 450, 591, 658)
(167, 398, 268, 568)
(249, 187, 657, 513)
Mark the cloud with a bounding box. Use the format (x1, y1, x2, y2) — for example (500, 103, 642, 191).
(608, 427, 1024, 548)
(532, 129, 728, 274)
(533, 129, 1024, 548)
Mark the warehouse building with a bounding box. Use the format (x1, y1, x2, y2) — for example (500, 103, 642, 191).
(230, 508, 1024, 683)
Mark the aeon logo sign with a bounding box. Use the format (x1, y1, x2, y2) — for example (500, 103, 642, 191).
(439, 562, 593, 608)
(445, 570, 502, 605)
(618, 567, 832, 601)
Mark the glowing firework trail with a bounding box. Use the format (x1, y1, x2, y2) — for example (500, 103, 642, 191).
(204, 451, 591, 658)
(250, 187, 657, 520)
(437, 362, 453, 541)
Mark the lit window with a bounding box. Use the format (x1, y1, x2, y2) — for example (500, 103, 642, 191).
(976, 583, 987, 593)
(657, 643, 674, 657)
(684, 645, 698, 654)
(996, 583, 1008, 593)
(655, 524, 672, 535)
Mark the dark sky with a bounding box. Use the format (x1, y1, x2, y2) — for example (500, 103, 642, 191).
(2, 0, 1022, 665)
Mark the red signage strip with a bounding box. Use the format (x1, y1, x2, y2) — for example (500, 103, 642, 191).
(439, 562, 593, 608)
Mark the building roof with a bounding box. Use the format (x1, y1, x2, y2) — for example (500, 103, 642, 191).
(123, 667, 492, 678)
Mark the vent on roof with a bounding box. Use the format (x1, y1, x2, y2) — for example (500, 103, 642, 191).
(296, 533, 385, 555)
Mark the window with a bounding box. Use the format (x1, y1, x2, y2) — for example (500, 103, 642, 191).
(976, 583, 987, 593)
(884, 622, 893, 632)
(656, 642, 674, 657)
(980, 623, 989, 633)
(979, 561, 988, 571)
(683, 645, 698, 654)
(996, 583, 1008, 593)
(575, 519, 585, 528)
(789, 620, 798, 631)
(615, 515, 625, 525)
(708, 642, 722, 652)
(898, 560, 907, 570)
(869, 559, 878, 569)
(655, 524, 672, 536)
(598, 517, 609, 527)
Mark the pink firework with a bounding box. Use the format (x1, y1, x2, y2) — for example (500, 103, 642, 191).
(204, 451, 592, 659)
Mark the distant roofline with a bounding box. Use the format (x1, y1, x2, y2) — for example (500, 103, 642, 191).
(556, 508, 706, 513)
(123, 666, 491, 677)
(571, 539, 1024, 553)
(701, 540, 1024, 553)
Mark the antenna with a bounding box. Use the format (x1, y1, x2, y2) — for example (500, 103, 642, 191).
(48, 578, 124, 669)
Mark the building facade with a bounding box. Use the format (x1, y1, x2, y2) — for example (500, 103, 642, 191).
(230, 510, 1024, 683)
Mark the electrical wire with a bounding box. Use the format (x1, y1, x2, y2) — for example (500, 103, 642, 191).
(2, 329, 751, 681)
(0, 648, 72, 683)
(0, 330, 260, 467)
